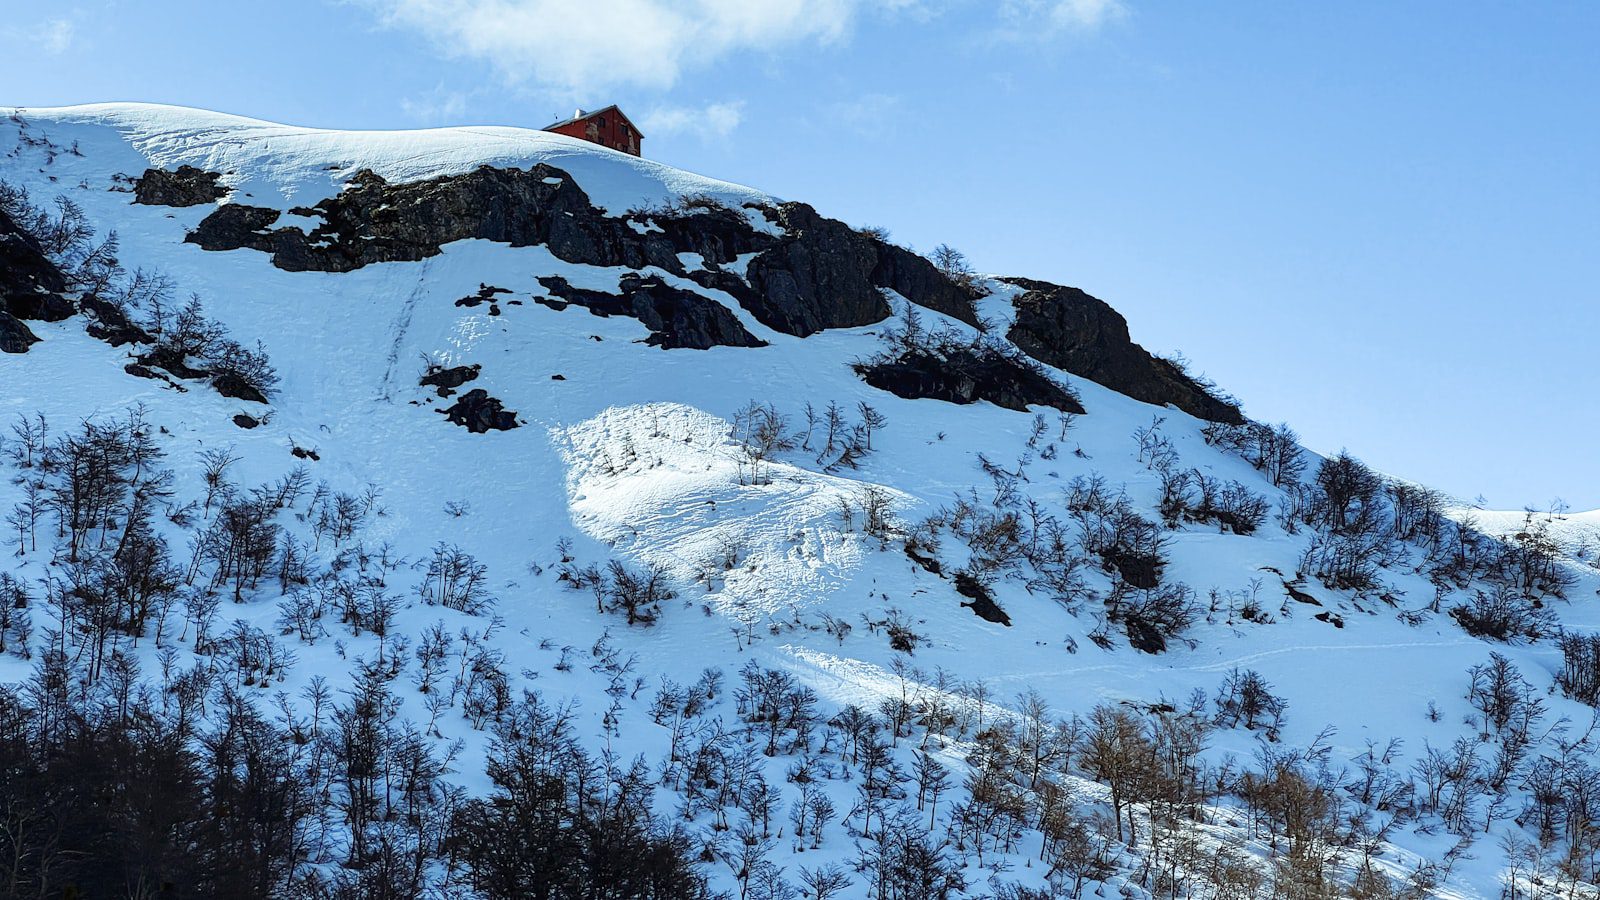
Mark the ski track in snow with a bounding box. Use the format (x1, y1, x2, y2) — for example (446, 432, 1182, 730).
(379, 256, 434, 401)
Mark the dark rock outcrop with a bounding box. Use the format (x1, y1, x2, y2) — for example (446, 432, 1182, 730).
(80, 294, 154, 346)
(856, 346, 1084, 414)
(742, 203, 978, 336)
(420, 363, 481, 391)
(212, 372, 268, 404)
(134, 166, 228, 207)
(871, 242, 980, 327)
(1002, 278, 1243, 424)
(175, 164, 1248, 423)
(741, 206, 885, 336)
(0, 208, 76, 352)
(191, 203, 281, 242)
(0, 312, 39, 353)
(188, 165, 687, 274)
(1100, 548, 1164, 590)
(441, 389, 519, 433)
(653, 202, 776, 268)
(538, 274, 766, 350)
(185, 165, 976, 339)
(6, 288, 73, 323)
(905, 545, 942, 576)
(136, 345, 208, 380)
(1, 208, 74, 340)
(454, 285, 510, 308)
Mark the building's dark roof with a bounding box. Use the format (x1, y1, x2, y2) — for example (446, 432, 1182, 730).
(541, 104, 644, 138)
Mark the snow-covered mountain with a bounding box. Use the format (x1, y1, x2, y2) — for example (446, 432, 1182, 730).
(2, 103, 1597, 900)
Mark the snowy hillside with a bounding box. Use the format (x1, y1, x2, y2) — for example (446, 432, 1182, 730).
(2, 103, 1598, 900)
(1459, 506, 1600, 572)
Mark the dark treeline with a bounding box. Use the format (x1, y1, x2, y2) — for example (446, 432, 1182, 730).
(0, 649, 708, 899)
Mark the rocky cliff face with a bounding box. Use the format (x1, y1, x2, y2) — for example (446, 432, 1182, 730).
(158, 163, 1238, 421)
(0, 208, 71, 352)
(1003, 277, 1244, 424)
(741, 202, 978, 336)
(181, 165, 977, 340)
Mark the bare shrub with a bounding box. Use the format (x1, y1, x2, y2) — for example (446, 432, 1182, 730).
(418, 543, 493, 614)
(1214, 667, 1288, 738)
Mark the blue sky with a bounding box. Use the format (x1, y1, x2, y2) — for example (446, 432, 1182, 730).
(4, 1, 1596, 509)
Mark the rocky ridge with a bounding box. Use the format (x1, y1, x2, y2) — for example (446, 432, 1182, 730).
(161, 162, 1242, 423)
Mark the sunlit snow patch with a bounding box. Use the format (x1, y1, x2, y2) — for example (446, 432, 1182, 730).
(557, 403, 903, 620)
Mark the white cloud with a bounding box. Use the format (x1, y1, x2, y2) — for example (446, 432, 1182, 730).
(364, 0, 859, 96)
(2, 14, 81, 55)
(640, 101, 744, 140)
(360, 0, 1126, 96)
(38, 18, 75, 54)
(998, 0, 1126, 37)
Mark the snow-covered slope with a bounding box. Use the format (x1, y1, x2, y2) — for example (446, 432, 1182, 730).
(29, 102, 772, 215)
(1460, 507, 1600, 568)
(2, 104, 1597, 899)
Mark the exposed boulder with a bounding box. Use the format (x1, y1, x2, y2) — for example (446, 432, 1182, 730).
(133, 166, 228, 207)
(538, 274, 766, 350)
(856, 344, 1084, 414)
(136, 345, 208, 380)
(0, 311, 39, 353)
(81, 294, 154, 346)
(442, 389, 519, 433)
(5, 289, 73, 323)
(190, 203, 281, 240)
(905, 545, 943, 576)
(1002, 277, 1243, 424)
(212, 372, 268, 404)
(420, 363, 481, 391)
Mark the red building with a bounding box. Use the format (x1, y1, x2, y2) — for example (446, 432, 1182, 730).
(541, 106, 643, 157)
